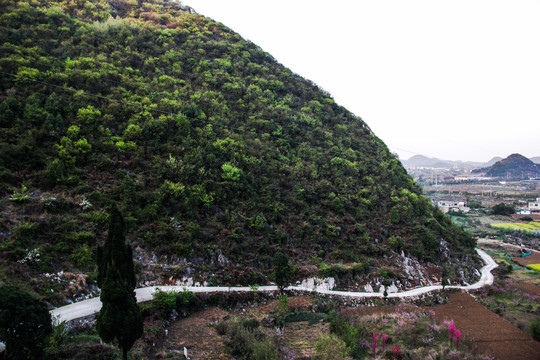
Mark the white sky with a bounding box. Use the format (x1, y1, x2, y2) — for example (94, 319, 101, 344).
(184, 1, 540, 162)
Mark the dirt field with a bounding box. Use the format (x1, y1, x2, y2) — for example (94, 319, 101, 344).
(156, 293, 540, 359)
(156, 307, 229, 359)
(155, 296, 319, 359)
(430, 292, 540, 360)
(513, 251, 540, 266)
(515, 283, 540, 296)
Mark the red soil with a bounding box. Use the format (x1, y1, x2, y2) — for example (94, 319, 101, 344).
(514, 283, 540, 297)
(156, 307, 229, 360)
(157, 294, 540, 359)
(513, 251, 540, 266)
(430, 292, 540, 360)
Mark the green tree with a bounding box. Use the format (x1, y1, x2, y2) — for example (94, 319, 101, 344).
(0, 286, 52, 360)
(491, 203, 515, 216)
(390, 206, 400, 224)
(441, 266, 449, 289)
(96, 204, 143, 360)
(273, 252, 292, 294)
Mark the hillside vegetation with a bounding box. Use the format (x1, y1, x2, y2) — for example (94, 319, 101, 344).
(0, 0, 477, 302)
(485, 153, 540, 179)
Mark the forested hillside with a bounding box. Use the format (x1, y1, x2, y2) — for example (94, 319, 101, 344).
(0, 0, 478, 302)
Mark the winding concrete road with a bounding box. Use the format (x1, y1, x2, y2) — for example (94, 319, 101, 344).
(51, 248, 497, 322)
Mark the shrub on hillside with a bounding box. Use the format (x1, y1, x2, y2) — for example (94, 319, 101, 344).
(217, 317, 279, 360)
(152, 289, 196, 319)
(530, 317, 540, 341)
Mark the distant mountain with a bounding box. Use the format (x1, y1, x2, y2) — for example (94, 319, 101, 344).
(405, 155, 453, 168)
(403, 155, 484, 170)
(485, 154, 540, 179)
(485, 157, 503, 166)
(403, 154, 538, 173)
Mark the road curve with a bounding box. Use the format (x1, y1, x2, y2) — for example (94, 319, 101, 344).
(51, 248, 497, 322)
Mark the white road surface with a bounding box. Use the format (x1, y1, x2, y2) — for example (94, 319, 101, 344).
(50, 248, 498, 322)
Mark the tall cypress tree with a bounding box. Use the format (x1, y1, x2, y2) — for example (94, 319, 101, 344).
(96, 203, 143, 360)
(97, 204, 136, 289)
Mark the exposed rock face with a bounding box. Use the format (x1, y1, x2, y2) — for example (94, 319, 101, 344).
(334, 246, 482, 295)
(364, 284, 374, 292)
(297, 277, 336, 291)
(217, 253, 230, 266)
(386, 282, 399, 293)
(402, 255, 429, 286)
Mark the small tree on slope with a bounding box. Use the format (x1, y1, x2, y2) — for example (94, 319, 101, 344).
(96, 203, 143, 360)
(273, 252, 292, 295)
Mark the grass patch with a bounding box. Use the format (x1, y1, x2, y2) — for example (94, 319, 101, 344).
(527, 264, 540, 271)
(490, 222, 540, 234)
(284, 312, 327, 325)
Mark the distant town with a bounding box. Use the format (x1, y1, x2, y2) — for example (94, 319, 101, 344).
(402, 153, 540, 220)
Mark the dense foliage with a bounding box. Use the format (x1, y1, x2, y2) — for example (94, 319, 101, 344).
(490, 203, 515, 216)
(0, 286, 52, 360)
(0, 0, 476, 293)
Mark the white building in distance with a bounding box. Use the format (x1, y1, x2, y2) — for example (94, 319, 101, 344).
(529, 198, 540, 212)
(437, 201, 470, 214)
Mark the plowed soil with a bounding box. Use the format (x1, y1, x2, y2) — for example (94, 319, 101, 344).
(156, 293, 540, 360)
(155, 296, 317, 359)
(157, 307, 229, 360)
(430, 292, 540, 360)
(513, 251, 540, 266)
(515, 283, 540, 296)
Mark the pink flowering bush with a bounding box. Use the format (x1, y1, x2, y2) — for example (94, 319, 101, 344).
(328, 310, 482, 359)
(448, 322, 456, 342)
(455, 329, 462, 346)
(381, 333, 388, 347)
(447, 321, 463, 346)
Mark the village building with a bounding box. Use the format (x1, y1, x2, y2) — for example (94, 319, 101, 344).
(529, 198, 540, 213)
(437, 201, 471, 214)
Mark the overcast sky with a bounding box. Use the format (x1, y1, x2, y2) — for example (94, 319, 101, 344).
(184, 1, 540, 162)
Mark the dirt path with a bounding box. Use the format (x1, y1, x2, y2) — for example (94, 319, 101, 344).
(430, 292, 540, 360)
(157, 307, 229, 360)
